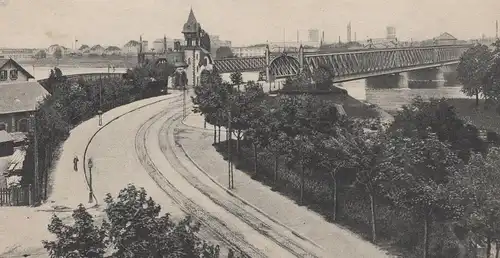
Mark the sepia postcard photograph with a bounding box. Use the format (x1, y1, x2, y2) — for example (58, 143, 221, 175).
(0, 0, 499, 257)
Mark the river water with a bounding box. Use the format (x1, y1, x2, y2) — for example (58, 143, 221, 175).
(32, 67, 469, 113)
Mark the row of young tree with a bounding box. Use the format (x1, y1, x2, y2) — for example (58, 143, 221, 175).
(43, 185, 246, 258)
(457, 39, 500, 107)
(192, 68, 500, 257)
(22, 65, 171, 203)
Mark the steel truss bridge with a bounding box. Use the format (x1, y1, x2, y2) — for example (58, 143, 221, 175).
(213, 45, 471, 83)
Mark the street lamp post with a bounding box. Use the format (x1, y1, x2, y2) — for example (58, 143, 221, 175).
(88, 158, 94, 203)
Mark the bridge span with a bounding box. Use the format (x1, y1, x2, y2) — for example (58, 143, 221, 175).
(213, 44, 471, 83)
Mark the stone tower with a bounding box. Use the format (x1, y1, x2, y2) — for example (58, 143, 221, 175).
(181, 8, 205, 86)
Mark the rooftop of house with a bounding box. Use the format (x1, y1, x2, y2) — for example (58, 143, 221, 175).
(435, 32, 457, 41)
(0, 81, 50, 115)
(0, 58, 35, 79)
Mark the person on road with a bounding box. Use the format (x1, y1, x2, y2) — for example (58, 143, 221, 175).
(73, 155, 79, 171)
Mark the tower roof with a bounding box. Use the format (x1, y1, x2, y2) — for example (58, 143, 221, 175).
(182, 8, 200, 34)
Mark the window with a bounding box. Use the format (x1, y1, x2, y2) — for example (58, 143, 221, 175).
(0, 123, 6, 131)
(0, 70, 7, 81)
(9, 69, 18, 80)
(17, 119, 29, 133)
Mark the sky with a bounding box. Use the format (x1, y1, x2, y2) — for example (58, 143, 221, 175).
(0, 0, 499, 48)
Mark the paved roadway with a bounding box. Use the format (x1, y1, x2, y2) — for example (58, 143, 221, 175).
(0, 89, 390, 257)
(85, 91, 328, 257)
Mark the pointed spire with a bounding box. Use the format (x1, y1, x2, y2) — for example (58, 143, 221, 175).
(187, 8, 197, 24)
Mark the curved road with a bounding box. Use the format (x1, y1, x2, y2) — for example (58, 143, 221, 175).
(86, 92, 327, 257)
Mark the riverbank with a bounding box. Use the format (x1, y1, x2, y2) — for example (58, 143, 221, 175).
(446, 99, 500, 134)
(18, 56, 137, 69)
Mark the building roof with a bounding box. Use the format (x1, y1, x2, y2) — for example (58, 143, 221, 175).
(435, 32, 457, 41)
(0, 81, 50, 115)
(0, 58, 35, 79)
(183, 8, 201, 34)
(0, 130, 14, 143)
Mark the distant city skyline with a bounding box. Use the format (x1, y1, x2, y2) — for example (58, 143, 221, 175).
(0, 0, 498, 48)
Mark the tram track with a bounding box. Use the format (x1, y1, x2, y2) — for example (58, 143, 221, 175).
(158, 103, 326, 258)
(134, 93, 326, 257)
(134, 97, 267, 258)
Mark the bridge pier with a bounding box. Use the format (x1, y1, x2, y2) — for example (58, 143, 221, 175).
(365, 73, 408, 89)
(407, 68, 443, 85)
(441, 64, 459, 85)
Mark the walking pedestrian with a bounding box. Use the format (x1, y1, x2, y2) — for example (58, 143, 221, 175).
(73, 155, 79, 172)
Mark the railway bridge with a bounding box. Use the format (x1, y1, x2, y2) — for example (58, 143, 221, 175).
(213, 45, 471, 83)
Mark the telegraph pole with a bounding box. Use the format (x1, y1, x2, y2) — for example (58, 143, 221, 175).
(99, 74, 103, 126)
(30, 113, 39, 204)
(227, 103, 233, 189)
(183, 78, 186, 119)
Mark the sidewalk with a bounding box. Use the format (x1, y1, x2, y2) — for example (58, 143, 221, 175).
(0, 93, 179, 258)
(176, 112, 391, 257)
(45, 93, 179, 209)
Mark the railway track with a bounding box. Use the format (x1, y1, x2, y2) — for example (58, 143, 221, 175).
(135, 97, 266, 258)
(135, 94, 326, 257)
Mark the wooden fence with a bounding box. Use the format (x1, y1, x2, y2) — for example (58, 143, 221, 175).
(0, 185, 32, 206)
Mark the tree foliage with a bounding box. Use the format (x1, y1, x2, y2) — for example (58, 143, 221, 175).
(44, 185, 243, 258)
(43, 204, 108, 258)
(215, 47, 235, 59)
(53, 47, 63, 60)
(457, 44, 493, 105)
(390, 96, 487, 162)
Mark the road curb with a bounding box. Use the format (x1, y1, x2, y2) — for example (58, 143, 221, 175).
(175, 112, 325, 250)
(82, 93, 180, 205)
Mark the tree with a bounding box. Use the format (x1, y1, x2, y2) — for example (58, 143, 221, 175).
(228, 81, 265, 155)
(43, 185, 234, 258)
(35, 50, 47, 59)
(230, 71, 243, 91)
(380, 130, 464, 258)
(483, 53, 500, 105)
(216, 47, 235, 59)
(454, 149, 500, 258)
(104, 185, 215, 257)
(339, 118, 388, 243)
(457, 44, 493, 106)
(192, 70, 229, 144)
(391, 97, 487, 162)
(53, 47, 63, 61)
(42, 204, 109, 258)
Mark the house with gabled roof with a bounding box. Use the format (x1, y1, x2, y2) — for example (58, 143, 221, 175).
(0, 58, 34, 83)
(434, 32, 458, 45)
(0, 59, 50, 133)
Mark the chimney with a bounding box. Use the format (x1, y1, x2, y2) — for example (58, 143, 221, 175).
(496, 20, 499, 39)
(139, 35, 143, 53)
(347, 22, 352, 42)
(164, 35, 167, 54)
